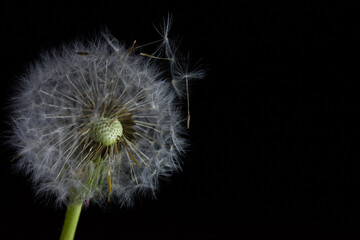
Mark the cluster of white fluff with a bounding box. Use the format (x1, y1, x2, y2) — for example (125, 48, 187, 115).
(9, 16, 204, 207)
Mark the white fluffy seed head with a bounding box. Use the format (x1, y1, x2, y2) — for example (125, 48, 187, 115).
(8, 17, 204, 208)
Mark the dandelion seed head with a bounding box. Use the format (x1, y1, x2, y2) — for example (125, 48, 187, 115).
(8, 17, 203, 207)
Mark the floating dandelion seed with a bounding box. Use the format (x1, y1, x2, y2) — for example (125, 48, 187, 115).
(8, 15, 204, 239)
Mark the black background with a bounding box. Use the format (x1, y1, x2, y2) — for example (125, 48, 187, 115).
(1, 1, 360, 239)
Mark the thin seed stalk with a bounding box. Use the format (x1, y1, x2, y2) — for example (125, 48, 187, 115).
(59, 201, 82, 240)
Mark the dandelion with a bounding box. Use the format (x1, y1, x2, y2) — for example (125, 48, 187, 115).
(8, 16, 204, 240)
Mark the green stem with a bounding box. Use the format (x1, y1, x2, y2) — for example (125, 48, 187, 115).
(60, 201, 83, 240)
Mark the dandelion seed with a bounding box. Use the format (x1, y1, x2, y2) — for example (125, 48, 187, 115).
(8, 15, 204, 240)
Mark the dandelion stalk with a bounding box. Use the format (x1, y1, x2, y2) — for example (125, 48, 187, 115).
(60, 201, 82, 240)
